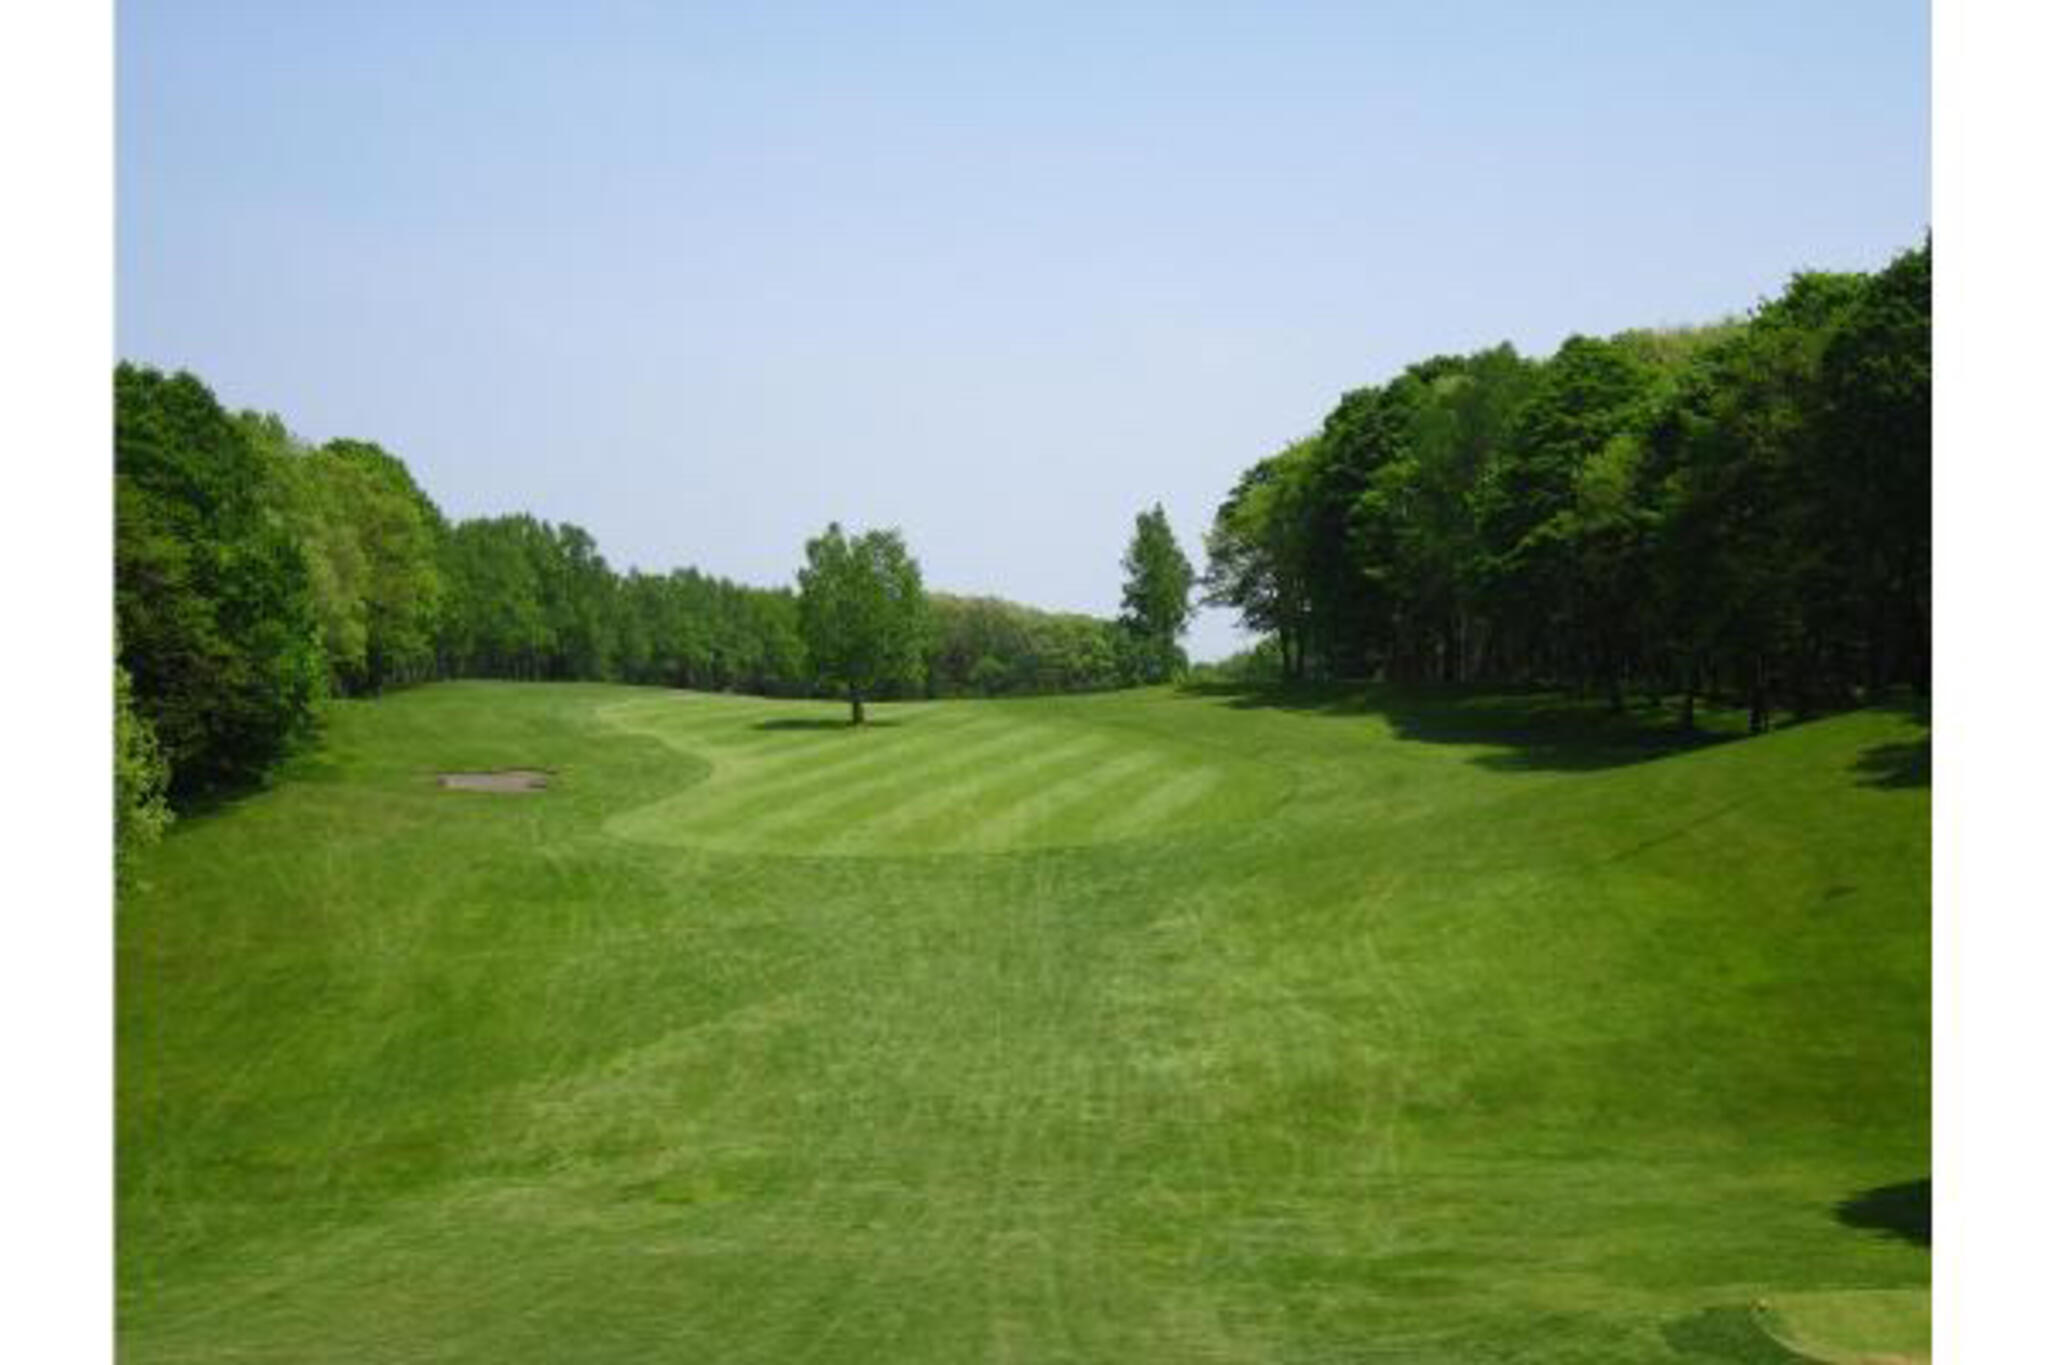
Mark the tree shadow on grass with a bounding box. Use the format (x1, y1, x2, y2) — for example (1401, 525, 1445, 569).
(1659, 1179, 1929, 1360)
(1836, 1179, 1931, 1247)
(152, 768, 302, 831)
(1853, 736, 1930, 789)
(1661, 1306, 1801, 1363)
(1185, 681, 1740, 773)
(751, 717, 907, 732)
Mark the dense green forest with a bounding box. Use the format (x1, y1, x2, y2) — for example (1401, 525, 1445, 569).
(1204, 240, 1930, 725)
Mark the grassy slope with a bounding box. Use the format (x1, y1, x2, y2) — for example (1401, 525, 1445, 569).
(118, 682, 1929, 1363)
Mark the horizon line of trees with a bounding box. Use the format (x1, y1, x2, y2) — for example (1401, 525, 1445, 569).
(1202, 239, 1930, 730)
(115, 364, 1185, 832)
(119, 233, 1921, 859)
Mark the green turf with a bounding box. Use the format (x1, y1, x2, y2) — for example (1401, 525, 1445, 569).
(1756, 1288, 1931, 1363)
(599, 692, 1290, 855)
(118, 681, 1930, 1362)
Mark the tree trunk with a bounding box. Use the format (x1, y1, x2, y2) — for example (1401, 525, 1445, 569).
(1791, 659, 1814, 721)
(1747, 654, 1769, 735)
(850, 690, 865, 726)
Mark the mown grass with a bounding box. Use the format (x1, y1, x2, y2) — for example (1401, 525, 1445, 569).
(599, 692, 1289, 855)
(1757, 1288, 1931, 1363)
(118, 681, 1929, 1362)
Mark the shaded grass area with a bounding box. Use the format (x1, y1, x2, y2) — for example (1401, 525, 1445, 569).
(119, 681, 1928, 1362)
(1191, 679, 1770, 772)
(1836, 1179, 1932, 1248)
(1852, 737, 1930, 790)
(1662, 1306, 1805, 1363)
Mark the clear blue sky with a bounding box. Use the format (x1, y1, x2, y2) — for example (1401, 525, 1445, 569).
(118, 0, 1928, 660)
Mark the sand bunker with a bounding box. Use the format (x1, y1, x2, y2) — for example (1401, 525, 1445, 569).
(438, 769, 551, 792)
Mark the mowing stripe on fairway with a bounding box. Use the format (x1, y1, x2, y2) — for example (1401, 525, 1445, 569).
(681, 715, 1018, 820)
(918, 744, 1174, 853)
(1086, 762, 1227, 842)
(740, 726, 1114, 854)
(602, 710, 1017, 843)
(608, 716, 1049, 850)
(835, 730, 1134, 854)
(604, 695, 1289, 856)
(684, 720, 1056, 845)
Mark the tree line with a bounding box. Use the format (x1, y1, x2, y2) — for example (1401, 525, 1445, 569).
(114, 363, 1197, 840)
(1203, 239, 1930, 728)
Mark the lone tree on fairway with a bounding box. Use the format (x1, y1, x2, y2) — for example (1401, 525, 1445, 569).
(1118, 504, 1195, 684)
(797, 522, 928, 724)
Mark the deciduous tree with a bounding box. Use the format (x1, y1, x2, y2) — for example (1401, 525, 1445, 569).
(114, 656, 172, 885)
(797, 523, 929, 724)
(115, 365, 323, 796)
(1118, 504, 1194, 684)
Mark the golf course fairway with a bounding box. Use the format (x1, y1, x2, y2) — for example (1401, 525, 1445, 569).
(118, 681, 1930, 1362)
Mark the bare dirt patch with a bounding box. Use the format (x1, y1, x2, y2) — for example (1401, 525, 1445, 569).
(438, 769, 551, 792)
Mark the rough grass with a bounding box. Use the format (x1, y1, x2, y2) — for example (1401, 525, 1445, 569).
(117, 681, 1929, 1362)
